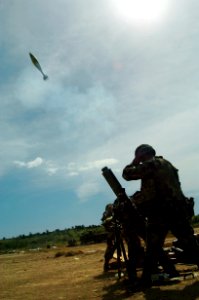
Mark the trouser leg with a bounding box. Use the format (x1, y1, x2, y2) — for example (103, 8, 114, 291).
(142, 227, 161, 282)
(126, 234, 142, 283)
(104, 234, 116, 271)
(142, 223, 178, 282)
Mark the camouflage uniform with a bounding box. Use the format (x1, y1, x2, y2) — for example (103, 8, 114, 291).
(123, 150, 199, 283)
(101, 204, 117, 271)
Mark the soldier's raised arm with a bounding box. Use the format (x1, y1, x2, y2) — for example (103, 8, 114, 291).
(122, 144, 156, 181)
(122, 163, 140, 180)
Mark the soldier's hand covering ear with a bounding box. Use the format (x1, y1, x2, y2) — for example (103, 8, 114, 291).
(132, 157, 140, 166)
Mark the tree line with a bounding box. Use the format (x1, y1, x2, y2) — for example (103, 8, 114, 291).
(1, 215, 199, 253)
(0, 224, 107, 252)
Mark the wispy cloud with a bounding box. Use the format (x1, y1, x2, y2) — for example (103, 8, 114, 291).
(66, 158, 118, 175)
(76, 181, 101, 201)
(14, 157, 44, 169)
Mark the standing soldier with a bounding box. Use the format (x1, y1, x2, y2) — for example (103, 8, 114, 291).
(101, 203, 117, 271)
(122, 144, 198, 286)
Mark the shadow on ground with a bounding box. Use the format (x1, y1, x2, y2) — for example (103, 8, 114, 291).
(144, 281, 199, 300)
(98, 274, 199, 300)
(99, 282, 199, 300)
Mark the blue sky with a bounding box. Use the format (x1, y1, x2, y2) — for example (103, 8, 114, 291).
(0, 0, 199, 238)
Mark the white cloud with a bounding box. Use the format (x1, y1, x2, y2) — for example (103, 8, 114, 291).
(45, 161, 59, 175)
(68, 171, 79, 177)
(14, 157, 43, 169)
(76, 181, 101, 201)
(66, 158, 118, 173)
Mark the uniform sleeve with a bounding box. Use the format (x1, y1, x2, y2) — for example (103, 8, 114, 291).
(101, 211, 107, 222)
(122, 163, 143, 180)
(122, 160, 155, 181)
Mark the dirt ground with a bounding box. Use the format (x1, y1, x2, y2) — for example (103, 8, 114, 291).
(1, 242, 199, 300)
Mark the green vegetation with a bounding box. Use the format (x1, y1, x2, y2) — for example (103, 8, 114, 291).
(192, 215, 199, 226)
(1, 216, 199, 253)
(0, 225, 107, 253)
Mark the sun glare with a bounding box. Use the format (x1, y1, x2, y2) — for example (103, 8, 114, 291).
(112, 0, 170, 25)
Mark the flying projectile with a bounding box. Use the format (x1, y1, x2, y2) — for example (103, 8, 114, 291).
(29, 52, 48, 80)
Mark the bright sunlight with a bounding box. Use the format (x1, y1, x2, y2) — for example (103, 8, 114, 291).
(112, 0, 170, 25)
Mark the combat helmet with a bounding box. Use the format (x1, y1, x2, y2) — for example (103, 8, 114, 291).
(135, 144, 156, 159)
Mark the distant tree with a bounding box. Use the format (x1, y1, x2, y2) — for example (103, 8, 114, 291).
(74, 225, 85, 230)
(19, 235, 26, 239)
(68, 238, 77, 247)
(192, 215, 199, 225)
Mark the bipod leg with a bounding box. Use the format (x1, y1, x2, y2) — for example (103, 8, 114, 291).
(115, 229, 122, 279)
(120, 239, 133, 281)
(120, 239, 128, 263)
(116, 240, 122, 278)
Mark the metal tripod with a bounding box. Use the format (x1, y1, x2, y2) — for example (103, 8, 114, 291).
(113, 219, 129, 279)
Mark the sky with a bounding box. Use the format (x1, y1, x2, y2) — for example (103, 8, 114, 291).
(0, 0, 199, 239)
